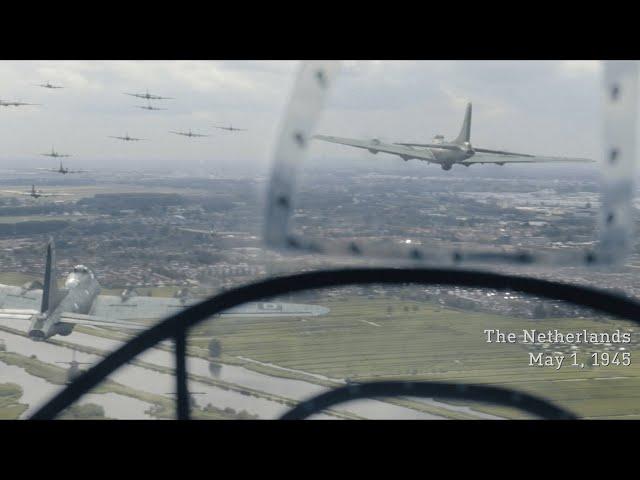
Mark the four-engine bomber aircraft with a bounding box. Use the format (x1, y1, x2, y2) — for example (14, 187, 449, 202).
(36, 81, 64, 89)
(136, 103, 167, 111)
(0, 99, 40, 107)
(125, 89, 173, 100)
(170, 129, 208, 138)
(213, 124, 247, 132)
(0, 185, 72, 199)
(41, 148, 71, 158)
(109, 133, 144, 142)
(37, 161, 85, 175)
(314, 102, 593, 171)
(0, 240, 330, 341)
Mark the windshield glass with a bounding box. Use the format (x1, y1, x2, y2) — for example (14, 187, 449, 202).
(1, 60, 638, 420)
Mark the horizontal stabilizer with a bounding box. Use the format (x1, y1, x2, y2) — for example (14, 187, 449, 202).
(59, 312, 152, 330)
(0, 308, 38, 320)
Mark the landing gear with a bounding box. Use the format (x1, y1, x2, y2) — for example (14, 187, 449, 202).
(441, 163, 453, 171)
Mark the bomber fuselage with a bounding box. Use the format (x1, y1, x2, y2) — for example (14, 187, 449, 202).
(28, 267, 100, 341)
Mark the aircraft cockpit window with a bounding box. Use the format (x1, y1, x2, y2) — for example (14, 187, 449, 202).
(2, 60, 640, 421)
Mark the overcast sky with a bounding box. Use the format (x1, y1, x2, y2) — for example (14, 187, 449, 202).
(0, 61, 602, 175)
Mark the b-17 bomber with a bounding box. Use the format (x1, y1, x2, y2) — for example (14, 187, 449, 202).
(314, 102, 594, 171)
(213, 124, 247, 132)
(36, 81, 64, 89)
(0, 184, 72, 199)
(0, 240, 330, 341)
(125, 89, 173, 100)
(41, 148, 71, 158)
(0, 99, 40, 107)
(170, 129, 208, 138)
(109, 133, 144, 142)
(37, 160, 86, 175)
(136, 103, 167, 111)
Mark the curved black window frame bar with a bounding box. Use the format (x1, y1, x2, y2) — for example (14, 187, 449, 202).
(31, 267, 640, 420)
(282, 381, 576, 420)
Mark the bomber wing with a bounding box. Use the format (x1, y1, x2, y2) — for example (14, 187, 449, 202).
(0, 190, 34, 196)
(214, 126, 247, 131)
(314, 135, 436, 161)
(0, 283, 42, 311)
(89, 295, 329, 322)
(462, 149, 594, 164)
(0, 308, 38, 321)
(58, 312, 151, 330)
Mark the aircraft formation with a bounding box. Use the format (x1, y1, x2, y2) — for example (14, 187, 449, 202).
(0, 67, 599, 345)
(0, 81, 324, 340)
(1, 83, 248, 198)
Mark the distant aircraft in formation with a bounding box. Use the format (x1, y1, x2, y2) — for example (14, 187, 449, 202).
(36, 81, 64, 89)
(314, 102, 594, 171)
(37, 161, 85, 175)
(109, 133, 144, 142)
(170, 129, 208, 138)
(125, 89, 173, 100)
(136, 103, 166, 111)
(0, 240, 330, 341)
(41, 148, 71, 159)
(0, 99, 40, 107)
(213, 124, 247, 132)
(0, 185, 72, 199)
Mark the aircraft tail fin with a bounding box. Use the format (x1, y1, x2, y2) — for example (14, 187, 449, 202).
(453, 102, 472, 145)
(40, 238, 61, 314)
